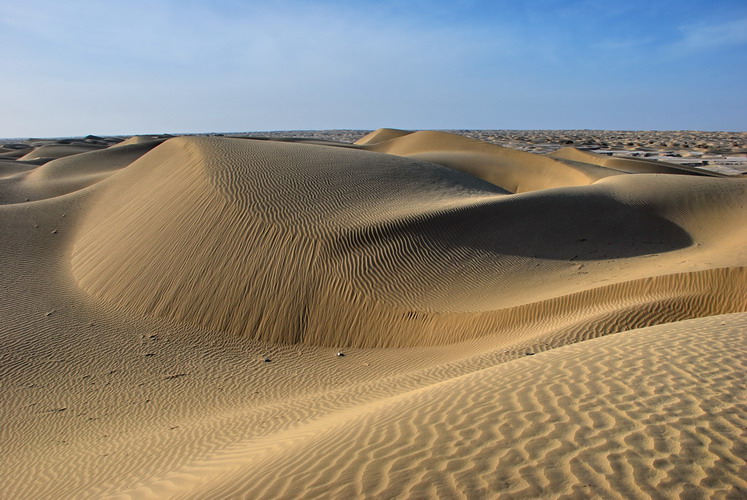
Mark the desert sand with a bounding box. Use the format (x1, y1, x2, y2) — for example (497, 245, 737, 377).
(1, 129, 745, 498)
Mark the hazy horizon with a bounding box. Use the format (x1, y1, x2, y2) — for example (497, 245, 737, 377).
(3, 127, 747, 142)
(2, 0, 746, 137)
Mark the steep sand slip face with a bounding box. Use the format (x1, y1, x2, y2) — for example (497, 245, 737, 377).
(1, 129, 746, 498)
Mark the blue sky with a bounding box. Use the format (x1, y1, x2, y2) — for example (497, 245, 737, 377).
(1, 0, 746, 136)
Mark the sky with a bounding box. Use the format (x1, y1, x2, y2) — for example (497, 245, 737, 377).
(1, 0, 746, 137)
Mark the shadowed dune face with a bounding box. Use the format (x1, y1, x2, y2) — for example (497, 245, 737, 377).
(361, 189, 693, 262)
(69, 132, 747, 347)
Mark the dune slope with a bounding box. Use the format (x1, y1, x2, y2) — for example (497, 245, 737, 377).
(69, 134, 747, 348)
(1, 128, 745, 498)
(179, 314, 747, 499)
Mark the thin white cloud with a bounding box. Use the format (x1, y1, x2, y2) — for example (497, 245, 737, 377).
(2, 0, 744, 135)
(671, 16, 747, 53)
(0, 1, 514, 79)
(0, 0, 528, 136)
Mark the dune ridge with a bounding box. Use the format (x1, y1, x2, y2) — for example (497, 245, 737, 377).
(1, 128, 746, 498)
(70, 134, 747, 347)
(359, 130, 621, 193)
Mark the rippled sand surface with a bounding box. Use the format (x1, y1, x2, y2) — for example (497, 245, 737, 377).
(1, 129, 745, 498)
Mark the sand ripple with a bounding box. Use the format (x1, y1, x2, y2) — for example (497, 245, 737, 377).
(1, 129, 745, 498)
(67, 133, 747, 347)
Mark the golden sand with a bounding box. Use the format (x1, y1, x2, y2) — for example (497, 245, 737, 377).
(1, 129, 745, 498)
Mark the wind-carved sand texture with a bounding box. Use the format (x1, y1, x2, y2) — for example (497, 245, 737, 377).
(1, 129, 746, 498)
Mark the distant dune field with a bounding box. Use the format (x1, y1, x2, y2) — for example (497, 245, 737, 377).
(1, 129, 745, 498)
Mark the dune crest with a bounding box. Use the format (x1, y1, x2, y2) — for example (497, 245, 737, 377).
(70, 133, 747, 347)
(354, 127, 414, 145)
(360, 129, 622, 192)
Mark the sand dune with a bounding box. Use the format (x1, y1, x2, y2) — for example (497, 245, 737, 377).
(1, 142, 163, 205)
(70, 133, 747, 347)
(179, 314, 747, 499)
(355, 127, 415, 145)
(17, 141, 112, 162)
(1, 129, 745, 498)
(549, 146, 721, 176)
(360, 130, 620, 193)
